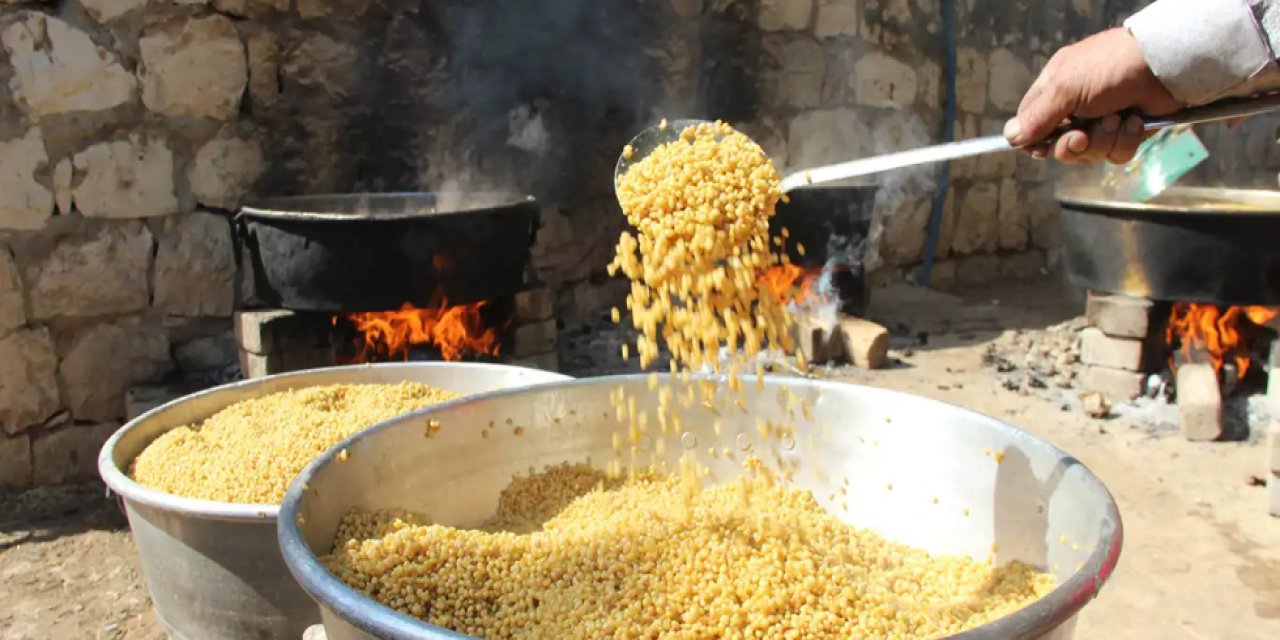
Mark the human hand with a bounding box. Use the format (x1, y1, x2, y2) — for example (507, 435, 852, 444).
(1004, 27, 1184, 164)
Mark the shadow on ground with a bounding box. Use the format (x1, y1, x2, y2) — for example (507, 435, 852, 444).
(0, 481, 127, 550)
(866, 277, 1086, 354)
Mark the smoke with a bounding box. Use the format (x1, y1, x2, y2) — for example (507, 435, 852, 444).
(786, 233, 868, 331)
(870, 111, 939, 198)
(413, 0, 668, 202)
(861, 111, 938, 270)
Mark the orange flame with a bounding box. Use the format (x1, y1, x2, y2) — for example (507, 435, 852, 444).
(338, 301, 501, 363)
(759, 265, 825, 305)
(1165, 303, 1278, 379)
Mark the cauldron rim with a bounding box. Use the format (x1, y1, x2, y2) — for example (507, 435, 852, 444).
(240, 192, 538, 222)
(1056, 186, 1280, 218)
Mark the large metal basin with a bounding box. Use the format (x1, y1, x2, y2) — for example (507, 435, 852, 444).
(279, 376, 1123, 640)
(98, 363, 570, 640)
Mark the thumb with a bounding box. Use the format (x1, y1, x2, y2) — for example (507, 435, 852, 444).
(1005, 86, 1076, 148)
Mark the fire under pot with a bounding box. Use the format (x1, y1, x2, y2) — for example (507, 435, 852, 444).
(233, 193, 559, 377)
(1058, 187, 1280, 442)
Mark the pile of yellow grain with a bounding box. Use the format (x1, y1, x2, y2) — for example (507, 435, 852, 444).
(326, 463, 1055, 639)
(131, 382, 461, 504)
(314, 121, 1056, 637)
(609, 120, 795, 374)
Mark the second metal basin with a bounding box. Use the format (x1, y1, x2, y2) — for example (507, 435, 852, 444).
(280, 375, 1123, 640)
(99, 362, 570, 640)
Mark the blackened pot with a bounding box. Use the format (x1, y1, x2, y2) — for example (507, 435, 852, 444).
(237, 193, 540, 312)
(1057, 187, 1280, 306)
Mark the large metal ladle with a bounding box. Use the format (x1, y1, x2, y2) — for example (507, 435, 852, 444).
(614, 94, 1280, 196)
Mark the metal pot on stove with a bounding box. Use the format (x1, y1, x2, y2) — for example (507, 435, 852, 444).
(236, 193, 541, 313)
(1057, 186, 1280, 307)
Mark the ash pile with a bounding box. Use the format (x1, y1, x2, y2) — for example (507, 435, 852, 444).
(983, 320, 1086, 399)
(981, 314, 1277, 442)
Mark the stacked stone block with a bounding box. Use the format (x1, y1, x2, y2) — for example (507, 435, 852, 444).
(232, 287, 561, 380)
(1079, 293, 1154, 401)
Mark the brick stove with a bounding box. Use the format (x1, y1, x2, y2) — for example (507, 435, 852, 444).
(232, 193, 560, 378)
(1081, 293, 1280, 516)
(1080, 293, 1278, 438)
(233, 291, 560, 379)
(1080, 291, 1280, 519)
(1058, 186, 1280, 516)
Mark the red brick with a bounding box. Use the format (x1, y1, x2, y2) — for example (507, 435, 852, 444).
(1086, 293, 1153, 339)
(1176, 362, 1222, 442)
(1080, 328, 1144, 371)
(1079, 365, 1145, 400)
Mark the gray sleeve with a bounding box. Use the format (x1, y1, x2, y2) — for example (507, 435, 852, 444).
(1125, 0, 1280, 105)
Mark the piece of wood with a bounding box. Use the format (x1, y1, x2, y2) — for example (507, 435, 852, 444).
(790, 316, 840, 363)
(836, 316, 890, 369)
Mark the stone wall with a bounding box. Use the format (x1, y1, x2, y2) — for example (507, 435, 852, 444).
(0, 4, 252, 488)
(738, 0, 1078, 286)
(1, 0, 1275, 488)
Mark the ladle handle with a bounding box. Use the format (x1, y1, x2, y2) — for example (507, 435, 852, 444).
(1043, 92, 1280, 146)
(779, 92, 1280, 192)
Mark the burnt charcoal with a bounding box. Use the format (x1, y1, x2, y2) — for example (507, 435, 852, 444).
(982, 353, 1017, 373)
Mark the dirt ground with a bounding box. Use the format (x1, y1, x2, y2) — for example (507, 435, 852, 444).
(1, 277, 1277, 640)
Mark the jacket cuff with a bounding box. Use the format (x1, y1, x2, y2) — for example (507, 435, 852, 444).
(1125, 0, 1277, 105)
